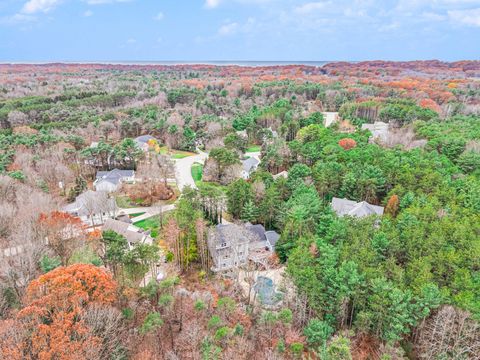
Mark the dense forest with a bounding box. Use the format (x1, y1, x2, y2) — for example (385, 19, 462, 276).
(0, 61, 479, 359)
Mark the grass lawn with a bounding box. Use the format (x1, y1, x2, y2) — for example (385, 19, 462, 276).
(134, 217, 160, 237)
(172, 152, 193, 159)
(191, 163, 203, 182)
(116, 195, 137, 208)
(246, 144, 261, 153)
(158, 146, 195, 159)
(194, 180, 226, 191)
(129, 212, 146, 218)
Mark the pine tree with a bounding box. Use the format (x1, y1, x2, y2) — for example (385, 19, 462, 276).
(240, 200, 259, 223)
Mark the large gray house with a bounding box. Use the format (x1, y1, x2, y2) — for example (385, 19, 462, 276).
(241, 157, 260, 179)
(64, 190, 118, 227)
(207, 223, 280, 272)
(102, 218, 153, 250)
(331, 197, 384, 218)
(94, 169, 135, 192)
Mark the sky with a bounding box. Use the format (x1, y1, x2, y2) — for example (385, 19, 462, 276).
(0, 0, 479, 62)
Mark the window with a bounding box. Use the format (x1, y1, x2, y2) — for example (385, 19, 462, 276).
(221, 242, 226, 247)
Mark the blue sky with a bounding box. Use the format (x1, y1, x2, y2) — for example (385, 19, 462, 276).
(1, 0, 479, 61)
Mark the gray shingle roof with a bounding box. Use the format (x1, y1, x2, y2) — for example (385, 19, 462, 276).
(242, 157, 259, 173)
(103, 218, 150, 244)
(134, 135, 156, 144)
(63, 190, 116, 217)
(331, 197, 384, 217)
(95, 169, 134, 186)
(265, 231, 280, 247)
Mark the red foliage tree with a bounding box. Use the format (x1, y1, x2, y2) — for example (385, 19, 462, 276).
(338, 138, 357, 150)
(419, 98, 442, 114)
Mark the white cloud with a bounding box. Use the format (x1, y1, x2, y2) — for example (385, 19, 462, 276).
(205, 0, 273, 9)
(294, 1, 331, 15)
(126, 38, 136, 43)
(216, 17, 256, 37)
(153, 12, 164, 21)
(218, 21, 239, 35)
(448, 8, 480, 26)
(83, 10, 93, 16)
(85, 0, 133, 4)
(205, 0, 221, 8)
(21, 0, 62, 14)
(0, 13, 36, 25)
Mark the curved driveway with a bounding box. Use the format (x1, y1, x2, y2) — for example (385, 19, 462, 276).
(174, 150, 208, 191)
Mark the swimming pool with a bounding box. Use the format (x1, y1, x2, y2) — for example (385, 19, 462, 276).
(253, 276, 283, 306)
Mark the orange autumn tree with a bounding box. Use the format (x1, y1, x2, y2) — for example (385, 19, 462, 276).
(338, 138, 357, 150)
(38, 211, 86, 264)
(9, 264, 118, 360)
(385, 194, 400, 217)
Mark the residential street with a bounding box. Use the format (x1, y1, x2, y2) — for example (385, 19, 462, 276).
(174, 150, 208, 191)
(119, 204, 175, 222)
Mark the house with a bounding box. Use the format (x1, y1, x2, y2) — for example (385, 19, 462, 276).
(64, 190, 117, 227)
(331, 197, 384, 218)
(322, 112, 339, 127)
(134, 135, 157, 152)
(115, 212, 132, 224)
(207, 223, 280, 272)
(273, 170, 288, 180)
(242, 157, 260, 179)
(102, 218, 153, 250)
(361, 122, 389, 143)
(94, 169, 135, 192)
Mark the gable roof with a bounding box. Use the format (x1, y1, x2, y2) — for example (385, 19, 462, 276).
(265, 231, 280, 247)
(242, 157, 260, 173)
(103, 218, 151, 244)
(95, 169, 134, 186)
(134, 135, 156, 145)
(331, 197, 384, 217)
(64, 190, 117, 217)
(246, 223, 266, 241)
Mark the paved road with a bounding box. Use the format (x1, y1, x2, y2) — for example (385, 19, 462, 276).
(118, 205, 175, 223)
(174, 150, 208, 191)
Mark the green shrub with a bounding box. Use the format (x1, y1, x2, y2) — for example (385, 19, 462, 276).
(214, 326, 230, 341)
(140, 312, 163, 334)
(233, 323, 244, 336)
(290, 343, 304, 357)
(39, 255, 61, 273)
(207, 315, 222, 329)
(195, 300, 206, 311)
(278, 308, 293, 324)
(122, 308, 134, 320)
(158, 294, 174, 307)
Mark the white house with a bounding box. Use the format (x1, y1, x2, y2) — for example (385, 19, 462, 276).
(322, 112, 339, 127)
(64, 190, 117, 227)
(361, 122, 390, 143)
(94, 169, 135, 192)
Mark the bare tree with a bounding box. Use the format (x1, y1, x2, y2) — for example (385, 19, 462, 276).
(414, 305, 480, 359)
